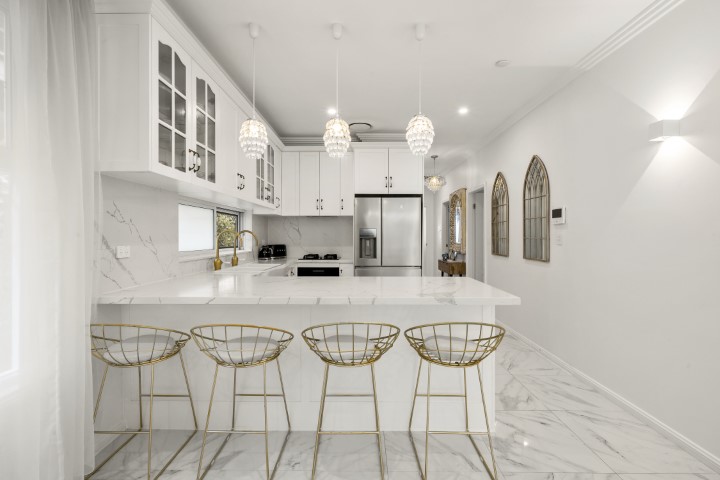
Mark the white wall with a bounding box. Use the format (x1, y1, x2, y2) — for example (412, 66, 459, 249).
(446, 0, 720, 460)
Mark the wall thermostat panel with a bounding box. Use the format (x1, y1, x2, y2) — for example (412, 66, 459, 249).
(551, 207, 566, 224)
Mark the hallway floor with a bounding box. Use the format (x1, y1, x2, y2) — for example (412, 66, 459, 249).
(91, 331, 719, 479)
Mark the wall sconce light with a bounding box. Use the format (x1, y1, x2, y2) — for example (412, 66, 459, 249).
(649, 119, 680, 142)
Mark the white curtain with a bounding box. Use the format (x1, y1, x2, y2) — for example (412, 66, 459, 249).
(0, 0, 98, 478)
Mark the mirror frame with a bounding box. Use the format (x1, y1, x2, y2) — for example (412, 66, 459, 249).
(449, 187, 467, 254)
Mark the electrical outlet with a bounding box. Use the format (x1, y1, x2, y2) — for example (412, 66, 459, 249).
(115, 245, 131, 259)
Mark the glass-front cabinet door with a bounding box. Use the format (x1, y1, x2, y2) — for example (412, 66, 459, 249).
(192, 65, 217, 184)
(255, 143, 277, 205)
(153, 24, 190, 176)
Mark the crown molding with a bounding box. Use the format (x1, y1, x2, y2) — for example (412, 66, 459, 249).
(480, 0, 686, 148)
(280, 137, 324, 147)
(355, 132, 406, 142)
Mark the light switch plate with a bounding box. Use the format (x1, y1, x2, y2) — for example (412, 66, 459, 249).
(115, 245, 131, 259)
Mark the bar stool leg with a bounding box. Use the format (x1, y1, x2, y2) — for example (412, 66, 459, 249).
(138, 367, 144, 429)
(477, 364, 498, 479)
(197, 364, 220, 480)
(263, 363, 270, 479)
(277, 359, 291, 431)
(408, 360, 422, 430)
(463, 368, 470, 433)
(231, 368, 238, 430)
(370, 363, 385, 479)
(424, 361, 432, 480)
(179, 350, 199, 430)
(311, 363, 330, 480)
(147, 364, 155, 480)
(93, 364, 109, 422)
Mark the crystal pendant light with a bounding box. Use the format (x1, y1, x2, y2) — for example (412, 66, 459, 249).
(239, 23, 268, 161)
(424, 155, 446, 192)
(407, 24, 434, 156)
(323, 23, 351, 159)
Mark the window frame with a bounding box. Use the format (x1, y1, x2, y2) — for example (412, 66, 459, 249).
(522, 155, 550, 262)
(491, 172, 509, 257)
(177, 199, 245, 258)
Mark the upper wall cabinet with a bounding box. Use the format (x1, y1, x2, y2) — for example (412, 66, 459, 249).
(281, 152, 300, 216)
(284, 150, 353, 217)
(97, 11, 280, 212)
(354, 148, 423, 194)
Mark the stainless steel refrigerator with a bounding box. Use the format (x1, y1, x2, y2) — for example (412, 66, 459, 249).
(354, 196, 423, 277)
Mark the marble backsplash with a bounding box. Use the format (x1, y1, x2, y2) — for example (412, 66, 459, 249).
(98, 176, 354, 293)
(98, 176, 253, 293)
(266, 216, 353, 260)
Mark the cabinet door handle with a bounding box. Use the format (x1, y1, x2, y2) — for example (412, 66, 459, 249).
(389, 176, 393, 188)
(316, 199, 319, 210)
(341, 199, 344, 210)
(385, 176, 388, 188)
(320, 198, 324, 210)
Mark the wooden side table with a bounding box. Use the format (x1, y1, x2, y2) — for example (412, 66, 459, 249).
(438, 260, 466, 277)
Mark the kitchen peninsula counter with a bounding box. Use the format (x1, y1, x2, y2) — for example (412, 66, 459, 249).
(95, 274, 519, 433)
(98, 273, 520, 306)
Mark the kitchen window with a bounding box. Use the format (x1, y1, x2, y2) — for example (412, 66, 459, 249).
(178, 203, 244, 253)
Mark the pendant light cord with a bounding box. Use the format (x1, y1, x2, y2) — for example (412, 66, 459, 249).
(418, 40, 422, 114)
(252, 37, 256, 119)
(335, 42, 340, 117)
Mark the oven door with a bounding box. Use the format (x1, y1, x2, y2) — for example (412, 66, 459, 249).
(297, 266, 340, 276)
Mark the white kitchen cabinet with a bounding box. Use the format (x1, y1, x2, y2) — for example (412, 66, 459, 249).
(256, 143, 280, 208)
(97, 10, 282, 211)
(339, 264, 354, 277)
(319, 153, 341, 216)
(189, 62, 219, 185)
(354, 147, 423, 194)
(281, 152, 300, 216)
(151, 19, 192, 179)
(340, 153, 354, 216)
(388, 149, 423, 194)
(294, 151, 346, 216)
(354, 149, 389, 194)
(299, 152, 320, 216)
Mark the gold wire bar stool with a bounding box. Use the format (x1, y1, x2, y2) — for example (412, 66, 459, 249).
(191, 324, 294, 480)
(405, 322, 505, 480)
(88, 324, 199, 480)
(302, 322, 400, 480)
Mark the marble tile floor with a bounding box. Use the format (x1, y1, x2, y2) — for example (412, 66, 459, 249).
(91, 331, 720, 479)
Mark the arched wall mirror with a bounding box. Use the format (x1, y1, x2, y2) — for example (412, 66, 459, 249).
(523, 155, 550, 262)
(491, 172, 509, 257)
(449, 188, 467, 254)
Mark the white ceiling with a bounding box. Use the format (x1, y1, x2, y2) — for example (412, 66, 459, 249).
(167, 0, 656, 173)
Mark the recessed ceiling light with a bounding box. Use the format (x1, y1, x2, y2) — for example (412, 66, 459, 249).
(495, 59, 511, 68)
(458, 106, 469, 115)
(327, 107, 337, 116)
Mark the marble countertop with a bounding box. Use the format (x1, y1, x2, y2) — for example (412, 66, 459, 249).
(98, 273, 521, 306)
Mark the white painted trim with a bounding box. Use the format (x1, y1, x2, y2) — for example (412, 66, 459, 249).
(480, 0, 686, 149)
(498, 321, 720, 473)
(575, 0, 686, 71)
